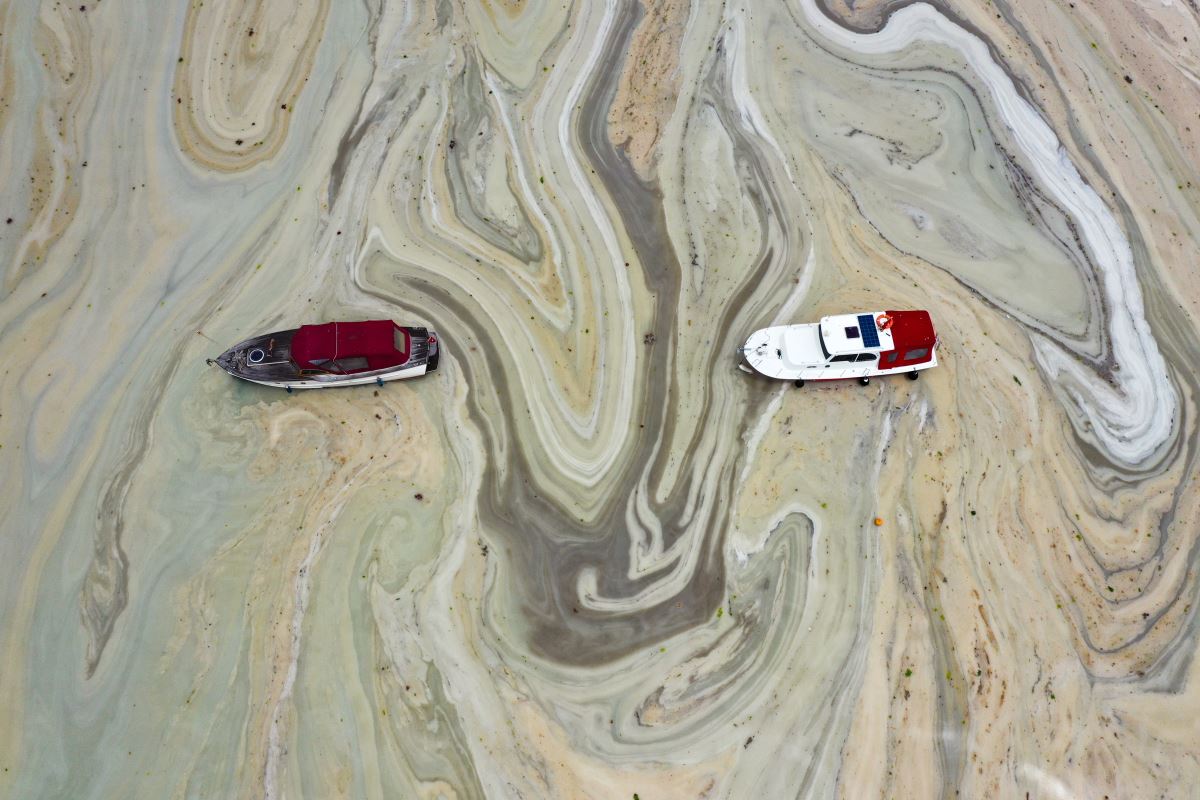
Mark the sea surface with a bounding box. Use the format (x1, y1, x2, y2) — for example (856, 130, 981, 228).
(2, 0, 1199, 797)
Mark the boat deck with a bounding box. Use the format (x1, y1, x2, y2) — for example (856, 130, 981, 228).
(214, 329, 301, 382)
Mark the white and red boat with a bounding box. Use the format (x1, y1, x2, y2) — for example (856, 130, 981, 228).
(209, 319, 440, 389)
(740, 310, 938, 386)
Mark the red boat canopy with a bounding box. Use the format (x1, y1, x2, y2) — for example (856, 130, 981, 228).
(291, 320, 409, 372)
(886, 310, 936, 351)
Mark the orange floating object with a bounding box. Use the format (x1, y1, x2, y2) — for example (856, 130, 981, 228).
(873, 517, 884, 527)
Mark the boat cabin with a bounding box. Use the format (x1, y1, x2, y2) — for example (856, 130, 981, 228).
(819, 311, 936, 370)
(291, 320, 411, 375)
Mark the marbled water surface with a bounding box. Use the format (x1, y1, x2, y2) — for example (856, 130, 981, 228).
(2, 0, 1199, 796)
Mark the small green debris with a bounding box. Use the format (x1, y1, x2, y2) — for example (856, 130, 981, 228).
(716, 607, 723, 618)
(904, 668, 912, 677)
(1013, 375, 1022, 385)
(539, 176, 544, 184)
(1107, 586, 1114, 592)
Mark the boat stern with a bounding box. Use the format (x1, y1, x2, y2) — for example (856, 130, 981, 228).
(425, 331, 441, 372)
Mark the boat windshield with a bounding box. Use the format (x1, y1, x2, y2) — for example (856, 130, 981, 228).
(817, 331, 830, 360)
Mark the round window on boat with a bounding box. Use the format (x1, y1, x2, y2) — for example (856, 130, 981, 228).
(248, 348, 266, 364)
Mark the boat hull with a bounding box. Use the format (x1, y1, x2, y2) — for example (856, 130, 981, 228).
(210, 326, 440, 390)
(226, 362, 432, 389)
(741, 324, 937, 381)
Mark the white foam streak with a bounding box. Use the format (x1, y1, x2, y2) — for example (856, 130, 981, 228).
(796, 0, 1176, 466)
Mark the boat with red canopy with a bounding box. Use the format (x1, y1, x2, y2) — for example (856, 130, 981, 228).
(209, 320, 440, 389)
(740, 310, 938, 386)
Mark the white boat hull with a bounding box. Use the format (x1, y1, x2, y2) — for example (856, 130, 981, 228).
(236, 362, 431, 390)
(741, 323, 937, 382)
